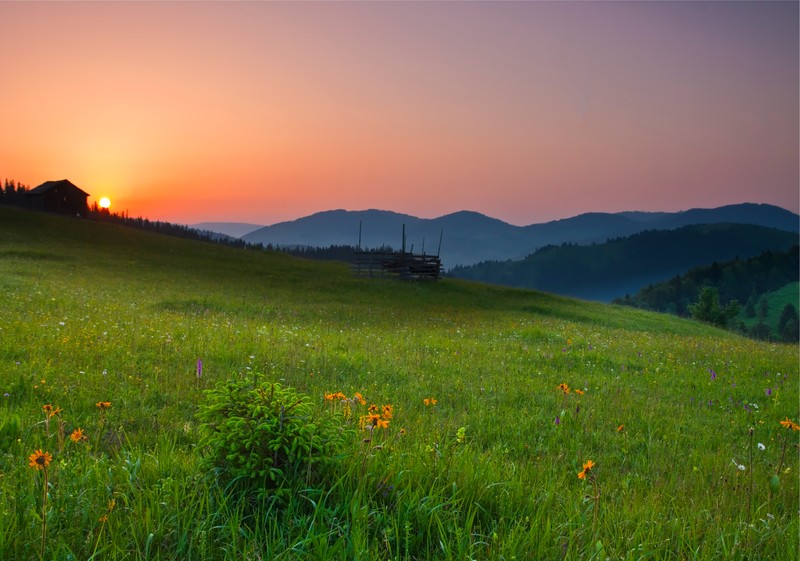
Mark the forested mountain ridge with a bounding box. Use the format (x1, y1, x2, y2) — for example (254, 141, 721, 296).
(240, 204, 798, 268)
(448, 223, 799, 302)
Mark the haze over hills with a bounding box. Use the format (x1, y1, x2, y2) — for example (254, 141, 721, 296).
(449, 223, 799, 302)
(231, 203, 798, 268)
(191, 222, 266, 238)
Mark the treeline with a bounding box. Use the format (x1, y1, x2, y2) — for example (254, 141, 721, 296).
(0, 179, 32, 204)
(279, 244, 398, 262)
(614, 246, 799, 342)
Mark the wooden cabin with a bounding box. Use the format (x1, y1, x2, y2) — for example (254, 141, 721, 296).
(26, 179, 90, 215)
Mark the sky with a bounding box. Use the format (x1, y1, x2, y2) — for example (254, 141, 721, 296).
(1, 1, 797, 226)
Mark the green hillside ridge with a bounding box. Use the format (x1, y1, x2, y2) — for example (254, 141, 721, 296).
(739, 282, 800, 336)
(1, 206, 797, 560)
(449, 223, 798, 302)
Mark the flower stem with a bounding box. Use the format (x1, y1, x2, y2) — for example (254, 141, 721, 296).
(40, 465, 48, 559)
(776, 433, 789, 475)
(591, 476, 601, 536)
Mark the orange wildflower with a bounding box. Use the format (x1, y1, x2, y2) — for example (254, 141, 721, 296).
(577, 459, 595, 479)
(423, 398, 437, 406)
(557, 383, 570, 395)
(574, 389, 585, 395)
(96, 401, 111, 410)
(28, 449, 52, 470)
(70, 428, 88, 442)
(353, 392, 366, 405)
(780, 417, 800, 431)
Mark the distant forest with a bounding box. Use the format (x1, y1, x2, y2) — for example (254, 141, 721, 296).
(615, 246, 799, 342)
(448, 223, 798, 300)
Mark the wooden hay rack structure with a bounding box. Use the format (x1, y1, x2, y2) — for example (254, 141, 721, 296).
(351, 224, 443, 281)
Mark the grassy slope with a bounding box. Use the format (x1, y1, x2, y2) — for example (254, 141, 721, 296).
(739, 282, 800, 332)
(1, 206, 798, 560)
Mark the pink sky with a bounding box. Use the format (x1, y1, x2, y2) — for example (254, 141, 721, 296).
(1, 1, 797, 226)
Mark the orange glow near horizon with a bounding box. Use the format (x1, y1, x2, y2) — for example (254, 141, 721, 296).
(0, 2, 797, 226)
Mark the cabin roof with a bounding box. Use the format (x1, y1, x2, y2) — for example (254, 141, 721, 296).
(27, 179, 90, 197)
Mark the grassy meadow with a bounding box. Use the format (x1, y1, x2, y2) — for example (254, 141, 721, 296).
(0, 206, 798, 560)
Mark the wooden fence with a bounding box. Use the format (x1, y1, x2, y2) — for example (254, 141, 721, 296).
(351, 251, 442, 281)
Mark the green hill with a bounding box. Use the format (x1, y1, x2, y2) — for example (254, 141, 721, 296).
(615, 247, 799, 341)
(449, 223, 799, 301)
(0, 206, 797, 560)
(739, 281, 800, 339)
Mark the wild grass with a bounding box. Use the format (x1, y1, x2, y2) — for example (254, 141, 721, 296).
(0, 205, 797, 560)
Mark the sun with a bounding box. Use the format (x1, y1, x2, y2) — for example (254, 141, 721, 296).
(98, 197, 111, 209)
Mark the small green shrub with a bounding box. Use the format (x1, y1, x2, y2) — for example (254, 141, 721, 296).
(196, 378, 349, 496)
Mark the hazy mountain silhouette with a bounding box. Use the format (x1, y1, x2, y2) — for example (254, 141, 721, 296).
(191, 222, 265, 238)
(239, 203, 798, 268)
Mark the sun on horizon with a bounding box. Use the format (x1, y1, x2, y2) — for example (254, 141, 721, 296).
(98, 197, 111, 209)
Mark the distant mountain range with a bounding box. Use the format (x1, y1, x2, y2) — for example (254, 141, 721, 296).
(198, 203, 798, 268)
(449, 223, 799, 302)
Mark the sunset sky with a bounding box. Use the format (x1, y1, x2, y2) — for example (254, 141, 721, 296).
(1, 1, 797, 226)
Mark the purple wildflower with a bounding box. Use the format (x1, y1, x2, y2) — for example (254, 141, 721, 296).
(555, 416, 560, 425)
(196, 359, 203, 380)
(765, 388, 772, 397)
(709, 369, 717, 381)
